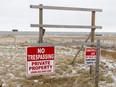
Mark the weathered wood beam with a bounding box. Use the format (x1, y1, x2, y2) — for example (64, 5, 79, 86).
(30, 24, 102, 29)
(30, 5, 102, 12)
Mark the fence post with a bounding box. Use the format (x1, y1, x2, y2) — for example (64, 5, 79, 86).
(95, 40, 100, 87)
(39, 4, 43, 43)
(90, 11, 96, 74)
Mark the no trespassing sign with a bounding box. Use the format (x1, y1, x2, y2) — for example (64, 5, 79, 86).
(26, 46, 55, 76)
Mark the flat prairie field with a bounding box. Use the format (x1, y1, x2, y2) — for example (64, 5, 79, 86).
(0, 35, 116, 87)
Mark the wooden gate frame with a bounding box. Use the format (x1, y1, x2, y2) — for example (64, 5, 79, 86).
(30, 4, 102, 43)
(30, 4, 102, 87)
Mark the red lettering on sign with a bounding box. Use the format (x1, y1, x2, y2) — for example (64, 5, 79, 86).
(27, 46, 55, 76)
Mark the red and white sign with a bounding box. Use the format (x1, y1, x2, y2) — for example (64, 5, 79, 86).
(85, 47, 96, 65)
(26, 46, 55, 76)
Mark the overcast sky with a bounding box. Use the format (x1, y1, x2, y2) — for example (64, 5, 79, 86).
(0, 0, 116, 32)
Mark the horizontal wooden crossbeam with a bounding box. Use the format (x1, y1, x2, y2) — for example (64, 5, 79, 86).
(30, 5, 102, 12)
(30, 24, 102, 29)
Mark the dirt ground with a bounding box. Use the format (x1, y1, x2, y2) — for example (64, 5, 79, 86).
(0, 35, 116, 87)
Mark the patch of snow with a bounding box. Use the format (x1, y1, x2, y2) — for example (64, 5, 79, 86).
(72, 70, 77, 74)
(7, 73, 15, 79)
(100, 57, 116, 85)
(33, 80, 38, 83)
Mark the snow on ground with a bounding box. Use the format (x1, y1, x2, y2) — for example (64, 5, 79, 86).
(100, 58, 116, 86)
(0, 43, 116, 87)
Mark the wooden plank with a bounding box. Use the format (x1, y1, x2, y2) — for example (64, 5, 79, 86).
(30, 5, 102, 12)
(30, 24, 102, 29)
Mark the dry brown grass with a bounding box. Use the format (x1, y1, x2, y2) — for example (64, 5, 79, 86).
(101, 49, 116, 61)
(17, 41, 31, 47)
(0, 35, 115, 87)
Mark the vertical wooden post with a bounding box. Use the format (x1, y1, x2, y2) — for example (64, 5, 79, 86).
(39, 4, 43, 43)
(90, 11, 96, 74)
(91, 11, 95, 45)
(95, 40, 100, 87)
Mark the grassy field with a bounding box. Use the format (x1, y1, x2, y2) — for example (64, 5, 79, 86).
(0, 35, 116, 87)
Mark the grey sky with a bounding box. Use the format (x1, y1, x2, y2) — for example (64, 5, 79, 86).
(0, 0, 116, 32)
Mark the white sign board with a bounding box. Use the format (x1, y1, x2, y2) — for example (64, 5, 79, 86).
(26, 46, 55, 76)
(85, 47, 96, 65)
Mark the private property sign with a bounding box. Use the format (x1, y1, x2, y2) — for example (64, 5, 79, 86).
(26, 46, 55, 76)
(85, 47, 96, 65)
